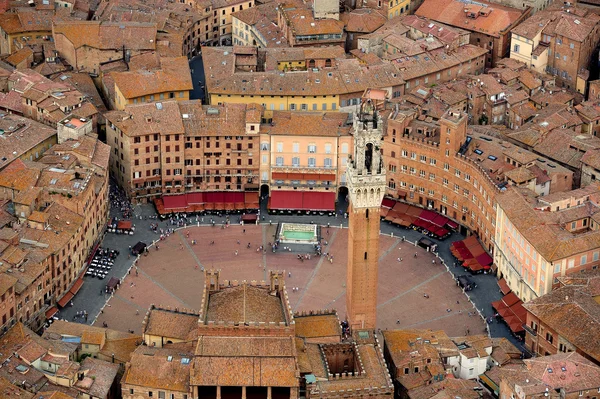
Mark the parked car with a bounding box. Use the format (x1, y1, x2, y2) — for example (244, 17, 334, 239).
(457, 275, 477, 291)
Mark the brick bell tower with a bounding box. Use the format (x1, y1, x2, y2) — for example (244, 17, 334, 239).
(346, 97, 386, 331)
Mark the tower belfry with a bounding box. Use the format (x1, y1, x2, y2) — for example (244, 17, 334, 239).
(345, 95, 386, 331)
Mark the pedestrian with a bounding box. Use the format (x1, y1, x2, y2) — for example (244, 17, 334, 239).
(235, 250, 238, 256)
(432, 259, 436, 264)
(396, 319, 400, 324)
(288, 272, 291, 277)
(70, 301, 74, 307)
(397, 258, 401, 262)
(456, 300, 460, 304)
(414, 252, 418, 258)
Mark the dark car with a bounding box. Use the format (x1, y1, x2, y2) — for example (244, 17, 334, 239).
(457, 275, 477, 291)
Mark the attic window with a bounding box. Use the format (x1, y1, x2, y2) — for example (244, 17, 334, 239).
(488, 155, 497, 161)
(561, 366, 567, 372)
(167, 356, 173, 362)
(181, 358, 190, 364)
(50, 178, 58, 185)
(474, 149, 483, 155)
(548, 368, 553, 373)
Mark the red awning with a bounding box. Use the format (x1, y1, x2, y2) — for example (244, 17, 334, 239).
(57, 291, 74, 308)
(491, 300, 508, 312)
(397, 190, 407, 198)
(303, 173, 321, 181)
(45, 306, 58, 319)
(405, 205, 422, 217)
(69, 277, 84, 296)
(205, 192, 225, 203)
(508, 320, 525, 333)
(476, 253, 493, 266)
(319, 174, 336, 181)
(117, 220, 132, 230)
(287, 173, 304, 180)
(431, 214, 449, 227)
(382, 198, 396, 209)
(419, 210, 438, 222)
(502, 292, 521, 308)
(446, 220, 459, 230)
(272, 172, 288, 180)
(498, 278, 511, 295)
(226, 192, 245, 203)
(242, 214, 258, 222)
(245, 192, 259, 203)
(187, 192, 204, 204)
(163, 194, 188, 210)
(302, 191, 335, 211)
(392, 202, 410, 214)
(270, 191, 303, 210)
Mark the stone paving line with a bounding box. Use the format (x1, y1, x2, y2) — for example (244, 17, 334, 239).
(63, 202, 525, 353)
(293, 229, 339, 312)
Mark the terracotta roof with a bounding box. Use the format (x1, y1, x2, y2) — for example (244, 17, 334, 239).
(202, 46, 408, 97)
(294, 314, 342, 339)
(279, 1, 345, 36)
(382, 329, 458, 369)
(178, 102, 253, 137)
(192, 335, 299, 386)
(0, 11, 53, 34)
(340, 8, 386, 33)
(5, 47, 33, 68)
(499, 352, 600, 393)
(490, 337, 521, 365)
(0, 160, 39, 192)
(408, 378, 482, 399)
(0, 269, 17, 296)
(263, 111, 350, 137)
(16, 339, 47, 363)
(124, 345, 195, 392)
(523, 273, 600, 363)
(76, 357, 119, 399)
(105, 101, 185, 137)
(205, 284, 287, 323)
(415, 0, 528, 38)
(81, 330, 105, 346)
(144, 308, 199, 340)
(112, 56, 192, 99)
(53, 21, 157, 50)
(496, 185, 600, 262)
(0, 114, 56, 170)
(582, 148, 600, 170)
(0, 376, 34, 399)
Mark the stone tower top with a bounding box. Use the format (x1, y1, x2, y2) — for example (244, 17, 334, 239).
(346, 98, 386, 209)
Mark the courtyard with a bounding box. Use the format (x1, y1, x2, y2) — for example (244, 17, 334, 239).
(94, 223, 485, 337)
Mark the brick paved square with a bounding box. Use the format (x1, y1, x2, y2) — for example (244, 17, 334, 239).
(95, 225, 485, 337)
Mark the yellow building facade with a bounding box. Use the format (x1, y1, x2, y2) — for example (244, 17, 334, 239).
(388, 0, 410, 19)
(115, 86, 191, 110)
(211, 93, 340, 112)
(510, 32, 548, 74)
(214, 0, 255, 45)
